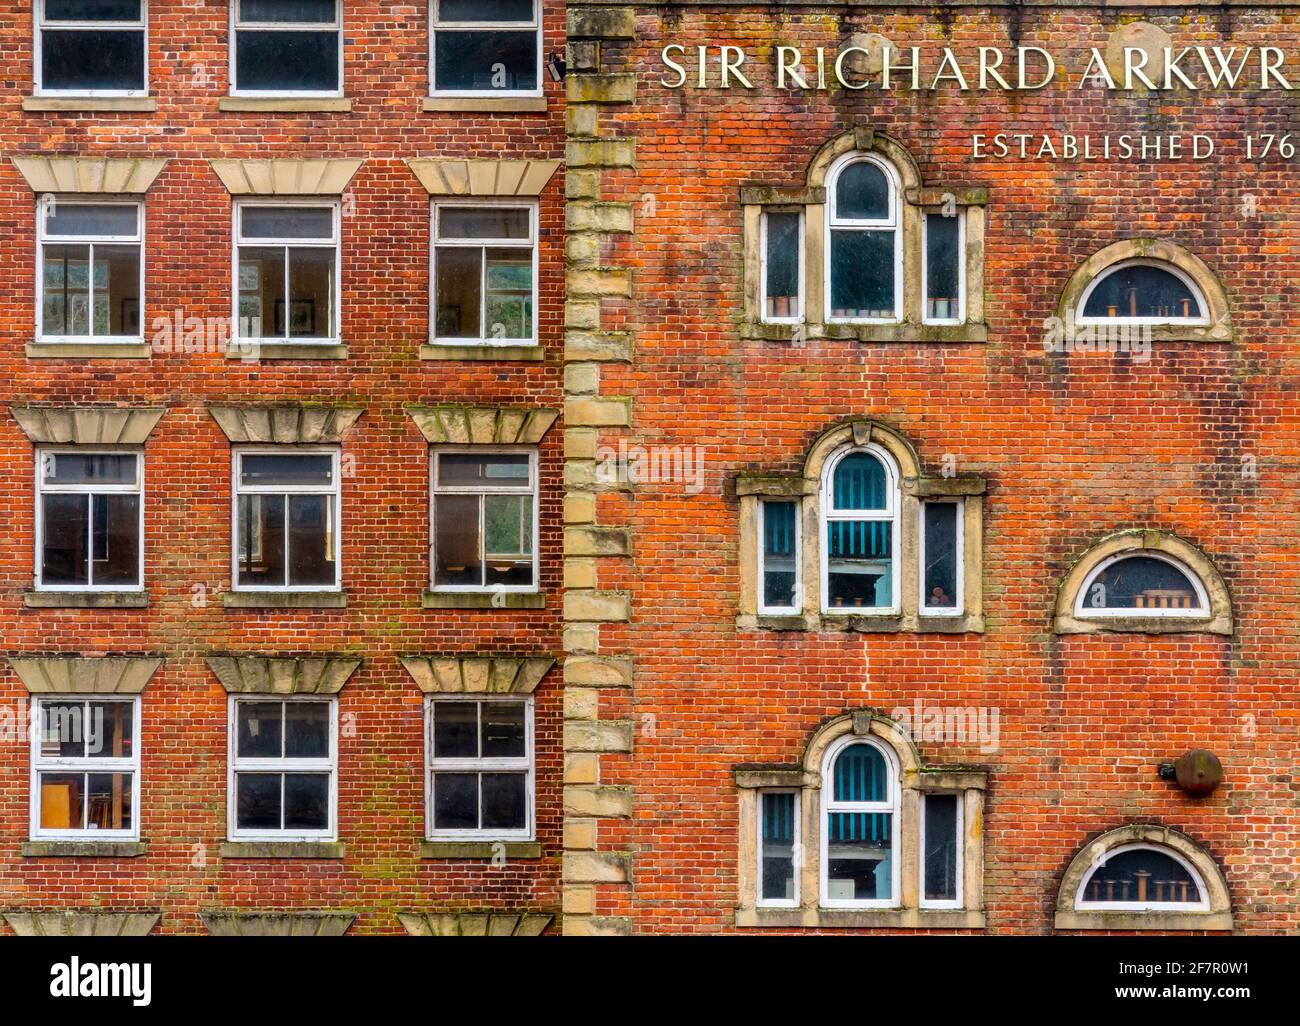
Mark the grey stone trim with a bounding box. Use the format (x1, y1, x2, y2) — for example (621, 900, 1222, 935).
(207, 403, 363, 444)
(7, 656, 161, 695)
(219, 842, 346, 859)
(399, 655, 555, 694)
(420, 344, 545, 362)
(421, 590, 546, 609)
(734, 767, 817, 789)
(222, 590, 348, 609)
(24, 591, 148, 608)
(200, 911, 355, 936)
(216, 97, 353, 113)
(3, 911, 160, 936)
(904, 186, 989, 207)
(735, 473, 814, 498)
(22, 96, 157, 112)
(226, 342, 347, 361)
(418, 841, 543, 860)
(406, 405, 559, 445)
(563, 655, 632, 687)
(206, 656, 361, 695)
(739, 186, 826, 206)
(21, 841, 149, 858)
(567, 8, 636, 38)
(908, 475, 986, 497)
(11, 156, 167, 193)
(398, 912, 552, 936)
(422, 96, 548, 113)
(208, 158, 364, 195)
(407, 158, 561, 196)
(26, 342, 152, 359)
(11, 406, 165, 444)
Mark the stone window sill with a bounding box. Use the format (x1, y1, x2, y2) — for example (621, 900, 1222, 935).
(419, 343, 544, 362)
(226, 342, 347, 361)
(23, 96, 156, 113)
(1054, 614, 1231, 636)
(419, 841, 542, 860)
(24, 591, 148, 609)
(218, 97, 352, 113)
(736, 907, 986, 929)
(742, 612, 984, 635)
(740, 322, 988, 344)
(422, 96, 546, 113)
(223, 590, 348, 609)
(27, 342, 151, 359)
(422, 590, 545, 610)
(1054, 910, 1233, 932)
(220, 841, 345, 859)
(22, 840, 148, 858)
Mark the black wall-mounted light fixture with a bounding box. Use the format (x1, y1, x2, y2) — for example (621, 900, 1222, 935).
(547, 51, 566, 83)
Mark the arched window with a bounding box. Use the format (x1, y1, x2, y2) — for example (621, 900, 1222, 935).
(820, 444, 898, 614)
(1076, 844, 1208, 911)
(821, 736, 898, 908)
(1075, 552, 1208, 618)
(1078, 260, 1209, 325)
(826, 154, 901, 323)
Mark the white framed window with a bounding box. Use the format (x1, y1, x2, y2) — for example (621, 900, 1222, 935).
(425, 696, 534, 841)
(429, 0, 541, 98)
(760, 209, 803, 324)
(821, 735, 899, 909)
(1074, 551, 1209, 619)
(430, 447, 538, 592)
(922, 209, 965, 325)
(919, 499, 963, 616)
(820, 444, 899, 615)
(37, 197, 144, 344)
(757, 789, 799, 908)
(30, 695, 141, 840)
(1075, 842, 1209, 912)
(431, 201, 537, 347)
(229, 0, 342, 97)
(228, 695, 337, 841)
(825, 153, 902, 324)
(232, 447, 341, 591)
(34, 0, 148, 96)
(757, 498, 800, 615)
(920, 792, 963, 909)
(1077, 260, 1209, 326)
(35, 448, 143, 592)
(233, 199, 340, 347)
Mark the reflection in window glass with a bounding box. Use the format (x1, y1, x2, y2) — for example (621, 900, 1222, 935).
(236, 204, 337, 343)
(1082, 264, 1203, 320)
(1082, 555, 1203, 613)
(923, 793, 960, 903)
(433, 205, 535, 344)
(922, 502, 959, 613)
(924, 212, 962, 322)
(427, 699, 532, 838)
(431, 451, 536, 589)
(233, 0, 341, 94)
(34, 697, 137, 837)
(235, 451, 339, 589)
(763, 211, 800, 321)
(37, 450, 142, 589)
(40, 1, 146, 93)
(431, 1, 539, 94)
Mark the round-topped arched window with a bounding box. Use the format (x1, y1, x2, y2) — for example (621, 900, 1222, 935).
(826, 154, 901, 323)
(820, 444, 898, 614)
(1079, 260, 1208, 324)
(1074, 552, 1209, 618)
(821, 736, 898, 908)
(1076, 843, 1209, 911)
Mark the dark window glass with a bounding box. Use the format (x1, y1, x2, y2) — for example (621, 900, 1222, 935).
(237, 493, 286, 587)
(287, 248, 334, 337)
(922, 502, 959, 611)
(438, 453, 530, 486)
(1084, 555, 1201, 611)
(835, 161, 890, 220)
(86, 701, 133, 759)
(46, 1, 141, 19)
(236, 773, 282, 830)
(433, 702, 478, 758)
(237, 702, 284, 758)
(761, 501, 797, 610)
(284, 703, 330, 758)
(434, 247, 482, 338)
(41, 30, 144, 92)
(91, 493, 140, 586)
(439, 207, 530, 240)
(286, 494, 334, 586)
(829, 229, 895, 318)
(240, 454, 333, 488)
(923, 793, 959, 902)
(86, 772, 132, 830)
(1081, 848, 1201, 905)
(241, 206, 334, 240)
(41, 493, 90, 585)
(237, 247, 285, 339)
(44, 453, 137, 486)
(46, 204, 138, 237)
(760, 792, 796, 902)
(924, 212, 961, 320)
(434, 31, 537, 92)
(481, 773, 526, 830)
(433, 493, 483, 587)
(40, 243, 138, 338)
(235, 32, 338, 93)
(240, 0, 335, 22)
(283, 773, 329, 830)
(438, 0, 533, 21)
(41, 702, 88, 757)
(481, 702, 526, 758)
(764, 212, 800, 319)
(1082, 264, 1202, 319)
(433, 773, 478, 830)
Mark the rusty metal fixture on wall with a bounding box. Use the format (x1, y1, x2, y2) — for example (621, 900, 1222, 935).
(1157, 749, 1223, 797)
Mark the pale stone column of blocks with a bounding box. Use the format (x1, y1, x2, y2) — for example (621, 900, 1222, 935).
(561, 6, 638, 937)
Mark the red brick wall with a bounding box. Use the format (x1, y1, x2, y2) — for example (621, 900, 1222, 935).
(588, 6, 1299, 933)
(0, 2, 566, 933)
